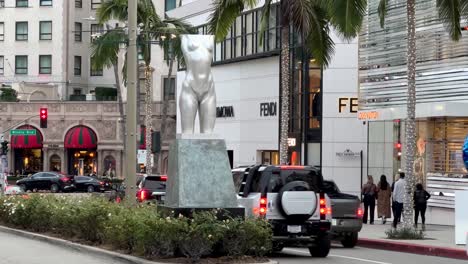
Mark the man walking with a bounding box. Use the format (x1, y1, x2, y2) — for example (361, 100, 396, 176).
(392, 172, 406, 228)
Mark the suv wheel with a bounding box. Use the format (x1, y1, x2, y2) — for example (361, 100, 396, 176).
(341, 232, 358, 248)
(50, 184, 59, 193)
(309, 235, 331, 258)
(87, 185, 95, 193)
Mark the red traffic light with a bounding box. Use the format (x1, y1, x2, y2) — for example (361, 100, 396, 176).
(40, 107, 48, 128)
(395, 142, 401, 149)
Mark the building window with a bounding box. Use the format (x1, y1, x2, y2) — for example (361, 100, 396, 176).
(39, 21, 52, 40)
(90, 57, 103, 76)
(74, 56, 81, 76)
(16, 0, 28, 7)
(16, 22, 28, 41)
(39, 55, 52, 74)
(163, 77, 175, 100)
(90, 24, 103, 42)
(74, 22, 82, 42)
(0, 23, 4, 41)
(165, 0, 176, 11)
(261, 151, 279, 165)
(91, 0, 101, 10)
(40, 0, 52, 6)
(75, 0, 82, 8)
(0, 56, 4, 75)
(15, 56, 28, 74)
(0, 1, 4, 7)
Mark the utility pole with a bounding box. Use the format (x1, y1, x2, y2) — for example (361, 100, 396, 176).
(124, 0, 138, 204)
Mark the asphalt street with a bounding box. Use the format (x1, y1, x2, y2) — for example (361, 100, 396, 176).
(0, 231, 128, 264)
(273, 246, 468, 264)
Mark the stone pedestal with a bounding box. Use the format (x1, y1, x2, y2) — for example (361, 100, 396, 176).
(164, 134, 239, 209)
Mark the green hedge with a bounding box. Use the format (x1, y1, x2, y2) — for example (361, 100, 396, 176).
(0, 195, 272, 261)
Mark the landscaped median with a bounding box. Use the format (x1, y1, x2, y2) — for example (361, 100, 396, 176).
(0, 194, 273, 263)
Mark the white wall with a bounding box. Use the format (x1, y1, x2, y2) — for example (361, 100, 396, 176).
(321, 30, 368, 196)
(176, 56, 279, 167)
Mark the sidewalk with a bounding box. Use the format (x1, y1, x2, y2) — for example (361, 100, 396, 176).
(357, 223, 468, 260)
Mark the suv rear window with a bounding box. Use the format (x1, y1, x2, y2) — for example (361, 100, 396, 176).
(268, 169, 322, 193)
(142, 176, 166, 191)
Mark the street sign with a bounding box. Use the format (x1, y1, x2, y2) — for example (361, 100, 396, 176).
(10, 129, 36, 136)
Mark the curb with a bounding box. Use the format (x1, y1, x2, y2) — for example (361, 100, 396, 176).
(0, 225, 277, 264)
(358, 238, 468, 260)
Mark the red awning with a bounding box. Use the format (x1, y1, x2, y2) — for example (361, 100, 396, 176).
(64, 126, 97, 149)
(10, 125, 43, 149)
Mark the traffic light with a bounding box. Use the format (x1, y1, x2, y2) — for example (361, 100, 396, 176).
(395, 142, 402, 160)
(40, 107, 47, 128)
(151, 131, 161, 153)
(1, 141, 8, 156)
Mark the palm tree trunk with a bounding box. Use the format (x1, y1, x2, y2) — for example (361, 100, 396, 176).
(403, 0, 416, 229)
(279, 25, 290, 165)
(145, 65, 153, 173)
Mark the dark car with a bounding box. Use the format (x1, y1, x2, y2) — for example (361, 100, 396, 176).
(137, 175, 167, 203)
(71, 176, 112, 193)
(17, 172, 74, 193)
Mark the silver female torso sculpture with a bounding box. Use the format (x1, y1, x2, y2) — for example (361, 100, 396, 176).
(180, 35, 216, 134)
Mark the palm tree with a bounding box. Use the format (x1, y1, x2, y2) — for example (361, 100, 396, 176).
(92, 0, 193, 174)
(209, 0, 367, 164)
(378, 0, 465, 228)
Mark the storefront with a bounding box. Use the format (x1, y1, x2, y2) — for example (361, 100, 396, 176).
(11, 125, 44, 175)
(64, 125, 98, 176)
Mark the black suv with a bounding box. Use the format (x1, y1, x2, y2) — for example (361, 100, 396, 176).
(17, 172, 74, 192)
(232, 165, 332, 257)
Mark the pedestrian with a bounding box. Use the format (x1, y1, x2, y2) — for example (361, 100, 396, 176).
(392, 172, 406, 228)
(361, 175, 378, 224)
(377, 174, 391, 224)
(414, 183, 431, 230)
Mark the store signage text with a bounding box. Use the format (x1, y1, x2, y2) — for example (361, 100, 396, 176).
(10, 129, 36, 136)
(288, 138, 296, 147)
(260, 102, 277, 117)
(216, 106, 234, 118)
(358, 111, 380, 120)
(336, 149, 361, 157)
(339, 97, 358, 113)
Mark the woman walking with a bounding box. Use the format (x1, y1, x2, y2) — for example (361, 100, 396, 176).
(361, 175, 378, 224)
(377, 175, 392, 224)
(414, 183, 431, 230)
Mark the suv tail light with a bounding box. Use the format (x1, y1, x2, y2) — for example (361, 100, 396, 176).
(259, 196, 267, 216)
(137, 189, 149, 201)
(357, 207, 363, 218)
(160, 175, 168, 181)
(319, 192, 331, 220)
(60, 177, 72, 183)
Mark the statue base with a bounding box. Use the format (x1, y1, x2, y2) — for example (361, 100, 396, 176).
(164, 134, 240, 209)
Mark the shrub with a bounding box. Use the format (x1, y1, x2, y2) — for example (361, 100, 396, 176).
(386, 227, 425, 239)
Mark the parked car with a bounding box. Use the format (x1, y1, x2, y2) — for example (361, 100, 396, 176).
(70, 176, 112, 193)
(322, 180, 363, 248)
(16, 172, 74, 193)
(232, 165, 332, 257)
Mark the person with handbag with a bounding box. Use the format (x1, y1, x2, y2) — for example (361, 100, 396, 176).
(362, 175, 378, 224)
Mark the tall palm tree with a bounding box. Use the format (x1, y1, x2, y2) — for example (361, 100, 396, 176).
(93, 0, 193, 173)
(209, 0, 367, 164)
(378, 0, 465, 228)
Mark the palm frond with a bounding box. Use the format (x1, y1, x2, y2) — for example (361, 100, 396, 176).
(208, 0, 245, 42)
(91, 29, 127, 70)
(97, 0, 129, 23)
(326, 0, 367, 40)
(378, 0, 388, 28)
(289, 0, 313, 37)
(259, 0, 273, 45)
(462, 0, 468, 15)
(305, 3, 335, 68)
(437, 0, 462, 41)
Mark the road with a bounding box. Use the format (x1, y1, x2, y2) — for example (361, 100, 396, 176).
(273, 246, 467, 264)
(0, 231, 128, 264)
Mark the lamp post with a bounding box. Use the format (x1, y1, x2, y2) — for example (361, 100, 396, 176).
(124, 0, 138, 204)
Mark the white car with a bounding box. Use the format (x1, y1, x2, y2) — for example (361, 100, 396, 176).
(4, 185, 26, 195)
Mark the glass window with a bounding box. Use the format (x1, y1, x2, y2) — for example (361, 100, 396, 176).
(163, 77, 175, 100)
(40, 0, 52, 6)
(74, 56, 81, 76)
(75, 0, 82, 8)
(91, 0, 101, 10)
(16, 0, 28, 7)
(16, 22, 28, 41)
(39, 21, 52, 40)
(90, 57, 103, 76)
(74, 22, 82, 42)
(90, 24, 103, 42)
(165, 0, 176, 12)
(15, 56, 28, 74)
(0, 1, 4, 7)
(262, 151, 279, 165)
(0, 56, 4, 75)
(0, 22, 4, 41)
(39, 55, 52, 74)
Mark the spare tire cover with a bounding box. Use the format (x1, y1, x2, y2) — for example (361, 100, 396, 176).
(278, 181, 317, 222)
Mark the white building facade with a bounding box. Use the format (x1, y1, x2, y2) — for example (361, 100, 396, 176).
(168, 0, 367, 196)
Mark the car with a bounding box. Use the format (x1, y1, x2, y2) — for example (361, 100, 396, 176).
(4, 185, 26, 196)
(16, 172, 74, 193)
(70, 176, 112, 193)
(137, 175, 167, 203)
(232, 165, 332, 258)
(322, 180, 363, 248)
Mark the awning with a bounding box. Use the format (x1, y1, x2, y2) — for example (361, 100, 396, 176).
(10, 125, 43, 149)
(64, 126, 97, 149)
